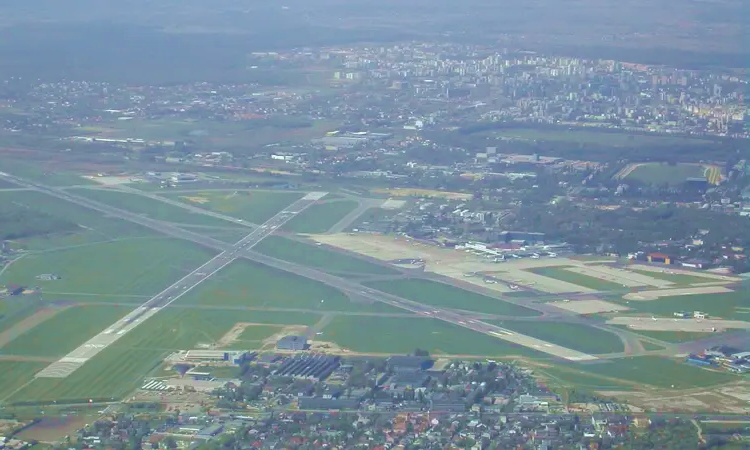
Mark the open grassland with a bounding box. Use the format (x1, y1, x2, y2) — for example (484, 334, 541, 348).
(168, 190, 302, 223)
(7, 348, 166, 403)
(253, 236, 398, 275)
(321, 316, 545, 357)
(528, 267, 626, 292)
(614, 290, 749, 320)
(365, 279, 540, 317)
(577, 356, 739, 389)
(0, 190, 152, 244)
(536, 366, 636, 391)
(0, 362, 47, 401)
(625, 267, 718, 285)
(481, 128, 715, 148)
(1, 305, 130, 357)
(174, 260, 401, 313)
(0, 238, 216, 297)
(107, 308, 319, 351)
(493, 321, 624, 354)
(0, 178, 19, 188)
(72, 188, 242, 228)
(281, 200, 359, 234)
(0, 159, 96, 187)
(621, 163, 706, 185)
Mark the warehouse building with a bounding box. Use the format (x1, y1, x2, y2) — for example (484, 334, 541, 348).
(276, 335, 308, 351)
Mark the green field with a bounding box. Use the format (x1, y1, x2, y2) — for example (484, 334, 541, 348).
(175, 260, 400, 313)
(0, 238, 216, 297)
(72, 188, 243, 228)
(537, 366, 635, 391)
(0, 159, 96, 187)
(107, 308, 319, 351)
(0, 178, 18, 188)
(281, 200, 358, 233)
(529, 267, 626, 292)
(365, 279, 540, 317)
(493, 321, 624, 354)
(167, 190, 303, 223)
(0, 190, 153, 245)
(79, 118, 337, 150)
(616, 291, 749, 320)
(623, 163, 705, 185)
(577, 356, 739, 389)
(625, 328, 715, 343)
(1, 305, 130, 357)
(0, 362, 47, 401)
(481, 128, 714, 148)
(253, 236, 398, 275)
(321, 316, 545, 357)
(625, 267, 716, 285)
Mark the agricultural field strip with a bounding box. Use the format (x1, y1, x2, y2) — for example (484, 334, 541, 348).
(608, 316, 750, 332)
(1, 174, 597, 361)
(625, 264, 739, 282)
(33, 192, 326, 378)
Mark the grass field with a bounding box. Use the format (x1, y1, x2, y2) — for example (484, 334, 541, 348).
(72, 188, 243, 228)
(0, 362, 47, 401)
(577, 356, 739, 389)
(615, 291, 749, 320)
(537, 366, 635, 391)
(0, 238, 216, 297)
(1, 305, 130, 357)
(0, 178, 18, 188)
(174, 260, 400, 313)
(365, 279, 540, 317)
(528, 267, 626, 292)
(253, 236, 398, 275)
(168, 190, 303, 223)
(623, 163, 705, 185)
(480, 128, 714, 148)
(493, 321, 624, 354)
(0, 159, 96, 187)
(625, 267, 715, 285)
(624, 328, 715, 343)
(0, 190, 153, 243)
(281, 201, 358, 234)
(320, 316, 545, 357)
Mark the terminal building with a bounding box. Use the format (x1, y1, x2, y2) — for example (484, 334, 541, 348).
(276, 335, 308, 351)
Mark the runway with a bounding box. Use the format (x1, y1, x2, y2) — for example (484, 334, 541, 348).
(29, 189, 326, 378)
(1, 171, 626, 361)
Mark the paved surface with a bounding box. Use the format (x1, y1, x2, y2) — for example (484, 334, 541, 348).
(326, 198, 384, 234)
(13, 180, 326, 377)
(0, 171, 672, 361)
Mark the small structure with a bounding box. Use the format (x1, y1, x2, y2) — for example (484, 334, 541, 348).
(6, 284, 24, 296)
(647, 253, 675, 264)
(276, 335, 308, 351)
(36, 274, 61, 281)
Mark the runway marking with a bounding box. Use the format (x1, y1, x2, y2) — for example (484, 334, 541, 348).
(34, 194, 326, 379)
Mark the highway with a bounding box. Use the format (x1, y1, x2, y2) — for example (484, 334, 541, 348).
(0, 172, 650, 361)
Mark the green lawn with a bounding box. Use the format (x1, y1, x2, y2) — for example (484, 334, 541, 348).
(0, 178, 19, 188)
(1, 305, 130, 357)
(482, 128, 713, 148)
(174, 260, 400, 313)
(537, 366, 635, 391)
(493, 321, 624, 354)
(625, 267, 716, 285)
(253, 236, 398, 275)
(640, 341, 666, 351)
(578, 356, 740, 389)
(0, 238, 216, 297)
(624, 163, 705, 186)
(167, 190, 303, 223)
(365, 279, 540, 317)
(616, 291, 749, 320)
(0, 362, 47, 401)
(0, 190, 152, 242)
(321, 316, 545, 357)
(281, 200, 358, 233)
(529, 267, 627, 292)
(72, 188, 243, 228)
(0, 159, 96, 187)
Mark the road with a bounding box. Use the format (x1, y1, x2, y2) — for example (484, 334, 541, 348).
(0, 171, 661, 361)
(325, 197, 384, 234)
(24, 183, 326, 378)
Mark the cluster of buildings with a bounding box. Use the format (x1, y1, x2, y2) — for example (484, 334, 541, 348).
(687, 346, 750, 373)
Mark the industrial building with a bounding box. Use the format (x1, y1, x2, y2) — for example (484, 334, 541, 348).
(647, 253, 676, 264)
(276, 335, 308, 351)
(181, 350, 249, 364)
(273, 354, 341, 381)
